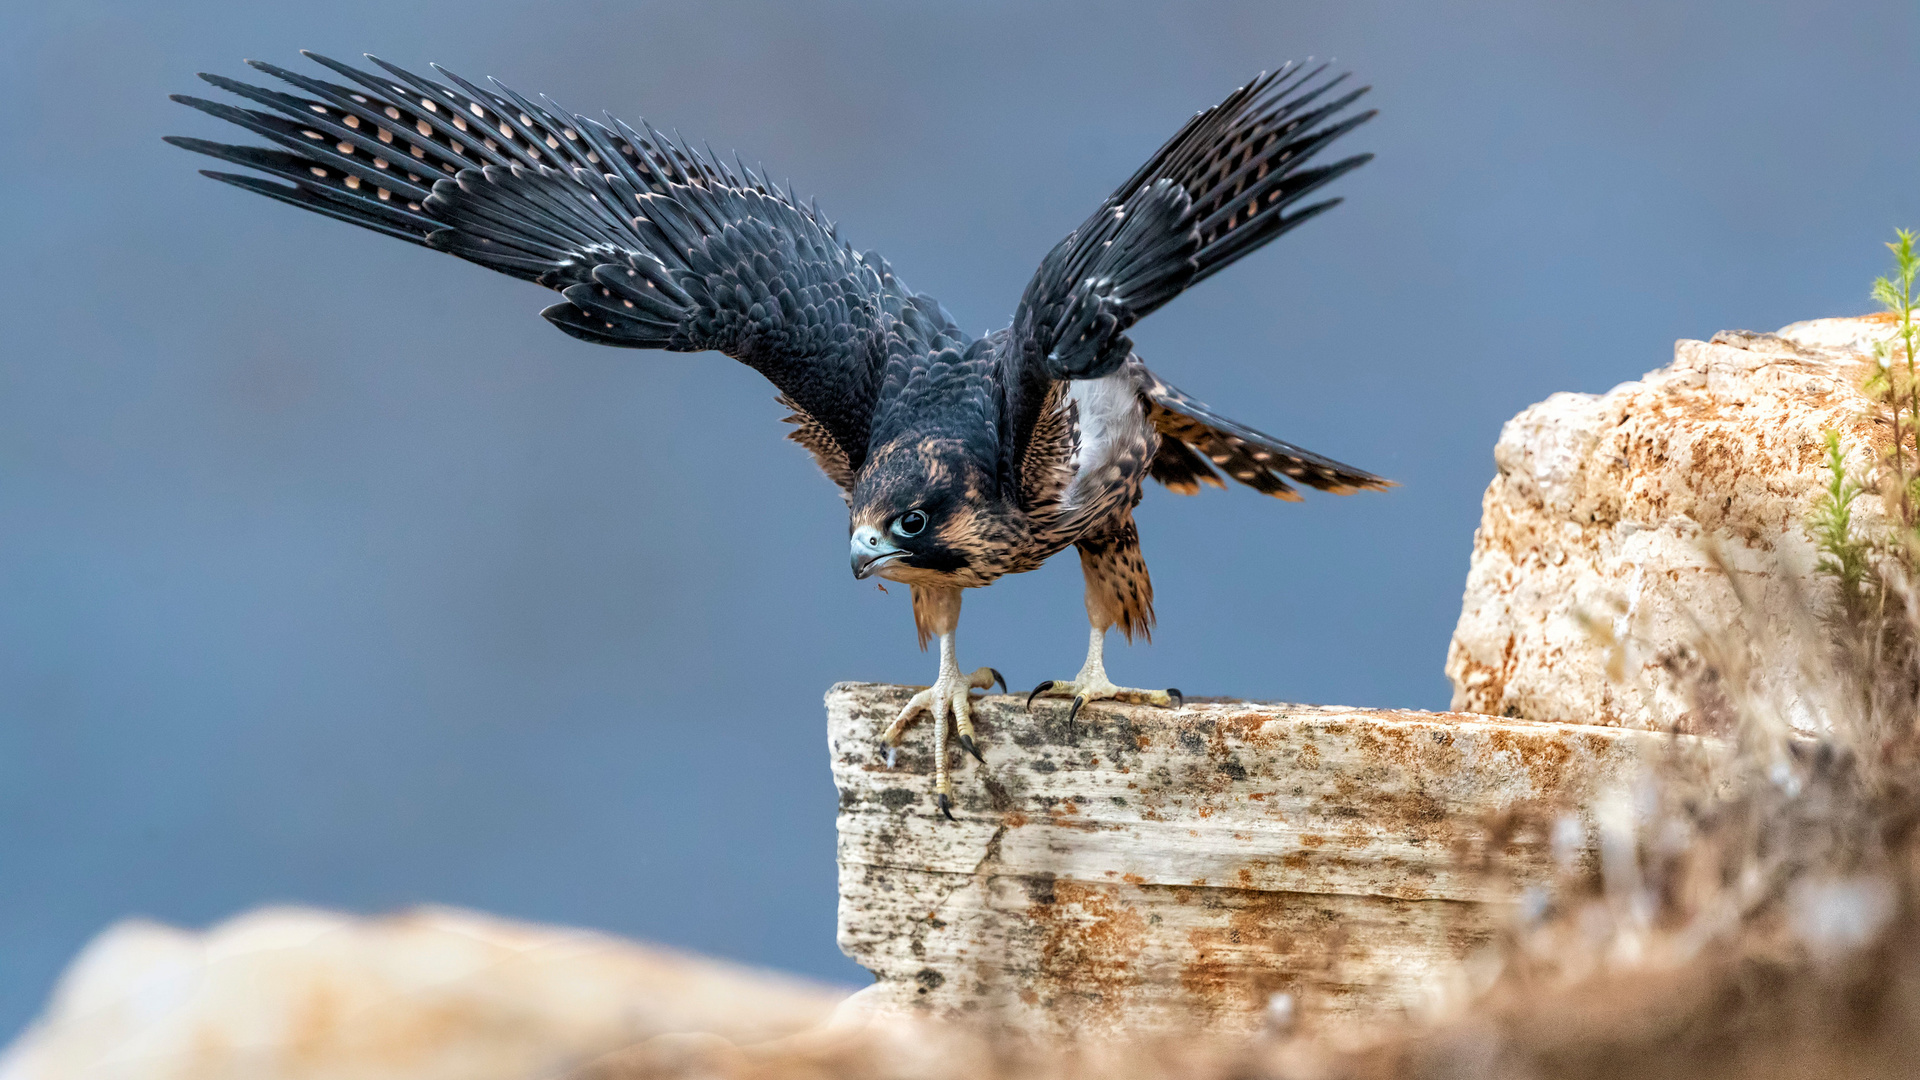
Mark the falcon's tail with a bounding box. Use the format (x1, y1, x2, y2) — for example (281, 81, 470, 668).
(1140, 369, 1390, 500)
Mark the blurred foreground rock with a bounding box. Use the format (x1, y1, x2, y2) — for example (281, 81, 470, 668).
(829, 684, 1690, 1037)
(0, 906, 845, 1080)
(1447, 315, 1897, 729)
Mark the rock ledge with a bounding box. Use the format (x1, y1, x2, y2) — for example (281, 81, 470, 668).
(830, 683, 1682, 1036)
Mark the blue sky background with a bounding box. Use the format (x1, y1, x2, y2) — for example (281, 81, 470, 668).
(2, 0, 1915, 1041)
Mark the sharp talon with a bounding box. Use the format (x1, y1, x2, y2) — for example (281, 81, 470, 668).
(958, 733, 985, 764)
(937, 793, 955, 822)
(989, 668, 1007, 694)
(1167, 688, 1184, 709)
(1026, 681, 1054, 711)
(1067, 695, 1085, 726)
(885, 745, 898, 769)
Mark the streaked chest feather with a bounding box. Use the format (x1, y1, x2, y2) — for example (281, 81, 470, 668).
(1021, 372, 1155, 556)
(1066, 374, 1154, 502)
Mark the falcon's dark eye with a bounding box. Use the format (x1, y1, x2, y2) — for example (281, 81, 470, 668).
(893, 510, 928, 537)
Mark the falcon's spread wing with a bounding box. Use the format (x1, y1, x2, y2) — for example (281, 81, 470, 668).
(1139, 369, 1389, 500)
(1010, 63, 1374, 386)
(167, 53, 965, 489)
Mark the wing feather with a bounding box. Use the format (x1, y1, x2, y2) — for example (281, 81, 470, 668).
(1011, 63, 1375, 386)
(169, 53, 965, 489)
(1001, 64, 1375, 500)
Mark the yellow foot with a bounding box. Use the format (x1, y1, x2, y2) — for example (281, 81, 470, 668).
(880, 665, 1005, 820)
(1025, 676, 1183, 735)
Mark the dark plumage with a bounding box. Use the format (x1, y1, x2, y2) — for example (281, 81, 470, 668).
(169, 53, 1389, 817)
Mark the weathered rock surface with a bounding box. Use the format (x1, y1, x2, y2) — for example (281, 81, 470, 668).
(830, 683, 1689, 1037)
(0, 906, 845, 1080)
(1447, 315, 1899, 730)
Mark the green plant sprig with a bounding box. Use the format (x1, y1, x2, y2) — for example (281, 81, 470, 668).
(1812, 231, 1920, 620)
(1813, 429, 1871, 606)
(1874, 230, 1920, 487)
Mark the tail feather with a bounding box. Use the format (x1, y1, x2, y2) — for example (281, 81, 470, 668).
(1140, 368, 1390, 499)
(1146, 434, 1228, 496)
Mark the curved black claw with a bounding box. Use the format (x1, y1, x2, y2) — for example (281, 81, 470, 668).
(1067, 695, 1086, 726)
(1167, 688, 1184, 709)
(958, 733, 985, 764)
(1026, 681, 1055, 711)
(988, 668, 1008, 694)
(937, 793, 955, 822)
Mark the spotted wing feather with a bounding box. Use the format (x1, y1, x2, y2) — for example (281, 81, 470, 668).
(1011, 62, 1375, 387)
(168, 52, 964, 487)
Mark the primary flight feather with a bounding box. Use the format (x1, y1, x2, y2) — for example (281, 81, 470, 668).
(169, 52, 1389, 819)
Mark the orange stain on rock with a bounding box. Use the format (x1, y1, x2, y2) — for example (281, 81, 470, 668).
(1027, 881, 1151, 1028)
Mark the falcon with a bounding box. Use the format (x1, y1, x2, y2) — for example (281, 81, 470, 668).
(169, 53, 1390, 817)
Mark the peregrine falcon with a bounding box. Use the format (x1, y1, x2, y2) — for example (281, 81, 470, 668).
(169, 53, 1389, 817)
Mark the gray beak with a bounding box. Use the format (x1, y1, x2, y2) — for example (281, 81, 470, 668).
(851, 525, 906, 579)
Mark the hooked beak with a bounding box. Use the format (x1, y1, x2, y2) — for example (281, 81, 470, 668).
(851, 525, 907, 580)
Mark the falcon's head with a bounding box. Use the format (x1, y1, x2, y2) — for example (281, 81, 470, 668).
(848, 437, 1014, 588)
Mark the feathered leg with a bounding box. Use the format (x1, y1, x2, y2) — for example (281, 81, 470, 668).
(1027, 520, 1183, 731)
(880, 585, 1004, 820)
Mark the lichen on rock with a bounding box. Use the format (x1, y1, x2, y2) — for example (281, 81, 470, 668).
(1446, 316, 1900, 730)
(829, 683, 1681, 1037)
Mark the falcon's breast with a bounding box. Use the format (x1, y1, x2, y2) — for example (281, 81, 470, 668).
(1021, 363, 1159, 555)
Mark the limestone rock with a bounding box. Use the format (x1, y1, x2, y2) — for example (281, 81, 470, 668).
(829, 683, 1686, 1037)
(0, 906, 845, 1080)
(1446, 315, 1900, 729)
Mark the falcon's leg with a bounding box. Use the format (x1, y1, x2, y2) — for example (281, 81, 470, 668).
(1027, 522, 1183, 730)
(1027, 626, 1184, 723)
(881, 585, 1005, 820)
